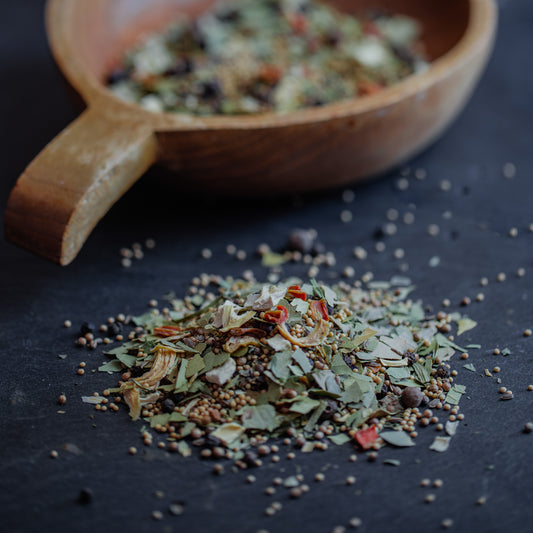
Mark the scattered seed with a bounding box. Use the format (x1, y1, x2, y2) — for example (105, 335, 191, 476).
(349, 517, 363, 529)
(332, 527, 346, 533)
(403, 212, 415, 224)
(441, 518, 454, 529)
(396, 178, 409, 191)
(502, 162, 516, 179)
(340, 210, 353, 223)
(427, 224, 440, 237)
(169, 502, 185, 515)
(342, 189, 355, 203)
(77, 488, 93, 504)
(289, 487, 303, 499)
(439, 180, 452, 191)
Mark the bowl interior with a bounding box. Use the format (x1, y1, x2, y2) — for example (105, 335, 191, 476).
(64, 0, 470, 91)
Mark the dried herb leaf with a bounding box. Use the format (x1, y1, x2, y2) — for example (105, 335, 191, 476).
(429, 436, 451, 453)
(456, 318, 478, 336)
(445, 384, 466, 405)
(328, 433, 351, 445)
(291, 349, 313, 374)
(98, 359, 123, 373)
(380, 430, 415, 447)
(185, 354, 205, 378)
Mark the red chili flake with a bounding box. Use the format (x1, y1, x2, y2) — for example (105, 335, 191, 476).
(287, 285, 307, 301)
(153, 325, 181, 337)
(263, 305, 289, 324)
(358, 80, 384, 97)
(354, 426, 379, 450)
(288, 12, 307, 35)
(310, 300, 329, 321)
(259, 64, 282, 85)
(362, 19, 382, 37)
(228, 327, 267, 337)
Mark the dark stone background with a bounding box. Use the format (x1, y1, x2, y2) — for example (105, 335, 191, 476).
(1, 1, 532, 532)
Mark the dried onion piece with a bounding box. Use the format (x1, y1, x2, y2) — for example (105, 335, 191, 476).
(277, 319, 330, 348)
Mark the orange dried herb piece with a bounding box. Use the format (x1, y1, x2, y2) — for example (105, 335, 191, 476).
(263, 305, 289, 324)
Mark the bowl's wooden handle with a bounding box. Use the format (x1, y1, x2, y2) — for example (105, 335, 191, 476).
(4, 108, 157, 265)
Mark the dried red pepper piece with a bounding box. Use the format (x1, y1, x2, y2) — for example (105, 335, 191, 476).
(258, 64, 282, 85)
(153, 325, 182, 337)
(263, 305, 289, 324)
(354, 425, 379, 450)
(310, 299, 329, 321)
(358, 79, 384, 96)
(362, 19, 382, 37)
(287, 285, 307, 301)
(288, 12, 307, 34)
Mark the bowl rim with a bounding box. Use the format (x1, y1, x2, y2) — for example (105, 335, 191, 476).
(46, 0, 497, 131)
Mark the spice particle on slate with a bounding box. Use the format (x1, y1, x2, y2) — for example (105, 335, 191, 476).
(81, 274, 475, 466)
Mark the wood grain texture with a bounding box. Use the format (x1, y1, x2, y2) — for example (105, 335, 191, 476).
(4, 0, 497, 264)
(5, 109, 156, 264)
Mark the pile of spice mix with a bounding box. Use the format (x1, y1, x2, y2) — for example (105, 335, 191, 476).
(88, 275, 475, 462)
(108, 0, 428, 115)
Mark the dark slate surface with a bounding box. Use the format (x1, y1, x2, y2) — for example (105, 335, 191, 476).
(1, 1, 532, 532)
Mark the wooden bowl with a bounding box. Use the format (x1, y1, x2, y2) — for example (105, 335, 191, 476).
(5, 0, 496, 265)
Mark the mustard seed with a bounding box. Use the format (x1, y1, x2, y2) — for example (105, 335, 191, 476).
(349, 517, 362, 529)
(441, 518, 454, 529)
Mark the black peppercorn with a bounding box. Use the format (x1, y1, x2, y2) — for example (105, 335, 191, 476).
(400, 387, 424, 408)
(162, 399, 175, 413)
(286, 229, 315, 253)
(107, 322, 122, 336)
(77, 488, 93, 504)
(80, 322, 95, 335)
(436, 365, 450, 378)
